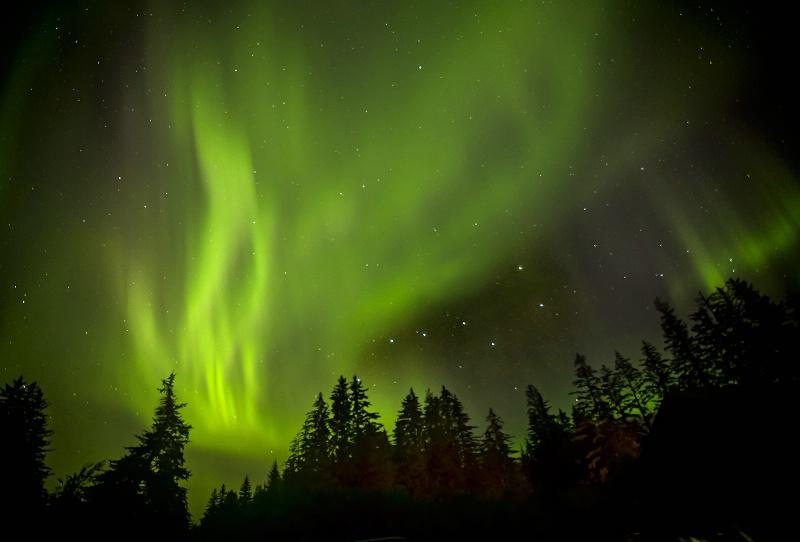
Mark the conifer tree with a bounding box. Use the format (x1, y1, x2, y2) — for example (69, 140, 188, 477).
(285, 392, 331, 487)
(480, 408, 515, 496)
(656, 298, 711, 390)
(349, 375, 381, 438)
(522, 385, 558, 463)
(423, 386, 478, 494)
(266, 459, 282, 494)
(423, 389, 450, 494)
(394, 388, 425, 451)
(599, 364, 626, 419)
(522, 385, 573, 492)
(613, 351, 651, 429)
(393, 389, 427, 494)
(347, 376, 392, 489)
(571, 353, 607, 419)
(239, 475, 252, 503)
(0, 377, 53, 515)
(640, 340, 673, 406)
(201, 487, 219, 525)
(217, 483, 228, 508)
(97, 372, 192, 530)
(450, 392, 479, 475)
(329, 375, 352, 463)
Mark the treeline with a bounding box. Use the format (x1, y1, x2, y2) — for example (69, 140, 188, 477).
(2, 278, 798, 539)
(1, 373, 192, 535)
(197, 277, 799, 539)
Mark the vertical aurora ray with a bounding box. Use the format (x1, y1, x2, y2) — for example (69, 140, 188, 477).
(123, 16, 279, 451)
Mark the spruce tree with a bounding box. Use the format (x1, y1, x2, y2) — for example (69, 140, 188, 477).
(656, 298, 711, 390)
(393, 389, 426, 494)
(522, 384, 573, 492)
(347, 376, 391, 489)
(571, 353, 607, 419)
(640, 340, 673, 404)
(613, 351, 651, 429)
(239, 475, 252, 503)
(329, 375, 352, 464)
(0, 377, 53, 516)
(480, 408, 515, 496)
(285, 392, 331, 487)
(266, 459, 282, 493)
(349, 376, 381, 439)
(98, 372, 192, 530)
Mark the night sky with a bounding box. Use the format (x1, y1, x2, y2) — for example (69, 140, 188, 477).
(2, 1, 798, 517)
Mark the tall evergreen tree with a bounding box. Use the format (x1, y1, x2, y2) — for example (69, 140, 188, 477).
(423, 389, 451, 494)
(200, 487, 220, 527)
(393, 389, 426, 494)
(349, 376, 381, 439)
(348, 376, 392, 490)
(640, 340, 673, 405)
(522, 385, 573, 492)
(394, 388, 425, 451)
(656, 298, 711, 390)
(450, 392, 479, 476)
(523, 385, 558, 462)
(423, 386, 478, 495)
(238, 475, 252, 503)
(285, 392, 331, 487)
(96, 372, 192, 531)
(0, 377, 53, 516)
(599, 364, 626, 420)
(571, 353, 607, 419)
(266, 459, 282, 494)
(480, 408, 515, 496)
(613, 351, 651, 429)
(689, 278, 798, 387)
(329, 375, 352, 464)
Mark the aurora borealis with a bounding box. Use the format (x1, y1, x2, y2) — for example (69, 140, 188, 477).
(2, 0, 798, 517)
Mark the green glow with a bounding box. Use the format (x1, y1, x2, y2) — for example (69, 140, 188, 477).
(117, 1, 609, 462)
(2, 0, 799, 517)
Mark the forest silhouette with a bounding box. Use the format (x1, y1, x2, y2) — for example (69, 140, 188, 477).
(2, 278, 797, 540)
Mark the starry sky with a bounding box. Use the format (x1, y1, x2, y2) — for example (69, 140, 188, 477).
(2, 0, 798, 517)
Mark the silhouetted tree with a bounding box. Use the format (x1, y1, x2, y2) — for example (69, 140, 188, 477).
(599, 363, 626, 420)
(613, 351, 651, 430)
(522, 385, 573, 492)
(656, 298, 712, 390)
(423, 389, 451, 494)
(51, 460, 106, 511)
(348, 376, 392, 490)
(640, 340, 673, 406)
(450, 391, 480, 491)
(422, 386, 479, 495)
(690, 278, 798, 386)
(266, 459, 282, 494)
(349, 376, 380, 438)
(220, 485, 238, 521)
(571, 353, 607, 418)
(0, 377, 53, 517)
(329, 376, 351, 464)
(239, 475, 252, 503)
(393, 388, 427, 495)
(95, 372, 191, 531)
(480, 408, 516, 496)
(201, 487, 220, 526)
(285, 392, 331, 488)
